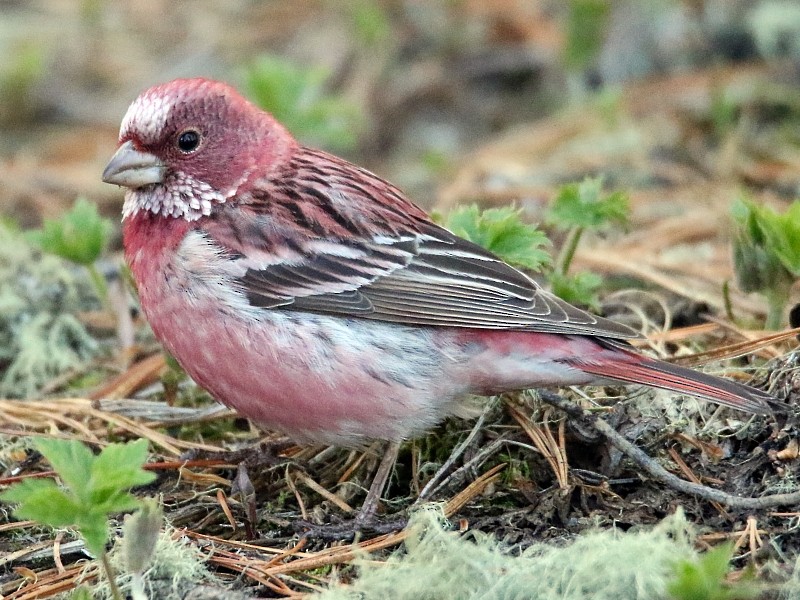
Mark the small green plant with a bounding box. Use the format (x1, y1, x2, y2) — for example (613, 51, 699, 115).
(549, 270, 604, 309)
(710, 87, 740, 139)
(563, 0, 611, 72)
(731, 197, 800, 329)
(349, 0, 391, 46)
(667, 543, 760, 600)
(123, 498, 164, 600)
(0, 438, 156, 600)
(28, 197, 114, 301)
(437, 204, 552, 272)
(437, 180, 628, 309)
(0, 41, 45, 125)
(547, 177, 629, 307)
(242, 56, 363, 152)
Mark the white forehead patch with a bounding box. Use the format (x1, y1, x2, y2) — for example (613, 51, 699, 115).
(120, 90, 173, 143)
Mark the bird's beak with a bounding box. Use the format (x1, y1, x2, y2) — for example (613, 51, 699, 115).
(102, 140, 166, 188)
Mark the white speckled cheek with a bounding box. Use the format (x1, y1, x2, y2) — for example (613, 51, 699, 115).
(120, 92, 173, 142)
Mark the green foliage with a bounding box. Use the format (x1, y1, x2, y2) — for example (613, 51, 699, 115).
(667, 543, 760, 600)
(0, 41, 44, 125)
(563, 0, 611, 71)
(549, 270, 603, 310)
(243, 56, 363, 151)
(731, 196, 800, 329)
(349, 0, 391, 46)
(28, 198, 113, 267)
(710, 88, 739, 139)
(69, 587, 94, 600)
(754, 201, 800, 275)
(438, 179, 629, 308)
(27, 197, 114, 302)
(547, 177, 629, 306)
(547, 177, 629, 231)
(0, 438, 155, 556)
(438, 204, 552, 272)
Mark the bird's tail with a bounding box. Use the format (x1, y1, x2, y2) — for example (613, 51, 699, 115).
(576, 344, 777, 415)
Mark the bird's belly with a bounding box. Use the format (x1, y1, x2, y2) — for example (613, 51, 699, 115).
(146, 299, 471, 445)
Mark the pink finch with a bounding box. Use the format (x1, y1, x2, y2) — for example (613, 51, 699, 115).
(103, 78, 775, 452)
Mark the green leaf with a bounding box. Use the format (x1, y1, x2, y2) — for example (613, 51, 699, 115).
(564, 0, 611, 71)
(34, 438, 94, 502)
(69, 586, 94, 600)
(549, 271, 602, 310)
(0, 438, 154, 558)
(28, 198, 112, 266)
(242, 56, 363, 151)
(667, 543, 760, 600)
(75, 510, 111, 556)
(92, 489, 146, 515)
(0, 478, 82, 527)
(730, 197, 795, 327)
(547, 178, 629, 230)
(441, 205, 552, 272)
(757, 200, 800, 275)
(89, 439, 156, 501)
(350, 0, 390, 46)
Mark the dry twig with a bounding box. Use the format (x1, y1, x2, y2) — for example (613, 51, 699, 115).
(537, 390, 800, 510)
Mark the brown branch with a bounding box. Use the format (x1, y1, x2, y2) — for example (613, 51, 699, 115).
(537, 390, 800, 510)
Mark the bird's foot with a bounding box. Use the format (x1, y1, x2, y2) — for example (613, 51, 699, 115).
(179, 439, 294, 467)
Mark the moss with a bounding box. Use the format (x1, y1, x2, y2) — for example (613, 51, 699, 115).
(88, 527, 213, 600)
(0, 222, 99, 397)
(316, 505, 698, 600)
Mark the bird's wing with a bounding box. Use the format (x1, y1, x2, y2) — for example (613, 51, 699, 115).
(203, 213, 638, 340)
(199, 147, 639, 339)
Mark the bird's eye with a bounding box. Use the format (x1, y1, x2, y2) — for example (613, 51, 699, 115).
(177, 129, 201, 153)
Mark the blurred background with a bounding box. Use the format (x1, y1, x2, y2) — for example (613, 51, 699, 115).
(2, 0, 800, 225)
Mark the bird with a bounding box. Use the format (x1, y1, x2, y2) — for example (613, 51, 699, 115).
(103, 78, 776, 526)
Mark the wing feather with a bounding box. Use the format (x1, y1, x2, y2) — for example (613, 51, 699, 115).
(199, 148, 639, 340)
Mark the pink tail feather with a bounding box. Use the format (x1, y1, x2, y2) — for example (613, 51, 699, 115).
(577, 353, 776, 415)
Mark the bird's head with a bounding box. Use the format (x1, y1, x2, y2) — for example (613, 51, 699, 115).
(102, 78, 295, 221)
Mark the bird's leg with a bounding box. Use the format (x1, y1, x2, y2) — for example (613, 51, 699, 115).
(294, 441, 406, 540)
(355, 440, 400, 525)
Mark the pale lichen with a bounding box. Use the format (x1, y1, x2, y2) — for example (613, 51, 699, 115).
(316, 505, 699, 600)
(0, 222, 99, 397)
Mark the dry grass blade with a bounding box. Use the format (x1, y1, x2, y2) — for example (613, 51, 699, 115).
(642, 323, 721, 344)
(0, 520, 37, 533)
(442, 462, 506, 517)
(2, 563, 90, 600)
(293, 471, 354, 514)
(88, 352, 166, 400)
(253, 463, 506, 579)
(670, 327, 800, 365)
(216, 490, 238, 531)
(206, 549, 311, 596)
(184, 529, 312, 557)
(0, 397, 224, 454)
(667, 446, 730, 519)
(0, 540, 55, 568)
(733, 516, 764, 563)
(507, 403, 569, 490)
